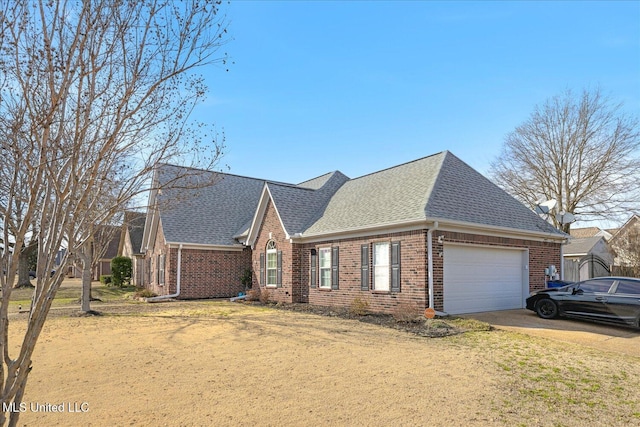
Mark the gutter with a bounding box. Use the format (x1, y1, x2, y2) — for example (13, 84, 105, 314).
(147, 244, 182, 302)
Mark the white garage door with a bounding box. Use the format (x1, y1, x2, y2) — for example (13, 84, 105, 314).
(443, 244, 526, 314)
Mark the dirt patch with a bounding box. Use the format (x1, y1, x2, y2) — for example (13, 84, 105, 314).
(8, 299, 640, 426)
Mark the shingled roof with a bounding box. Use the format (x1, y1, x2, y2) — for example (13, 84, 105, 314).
(149, 151, 566, 249)
(154, 165, 268, 246)
(302, 151, 563, 238)
(563, 236, 604, 256)
(123, 211, 146, 254)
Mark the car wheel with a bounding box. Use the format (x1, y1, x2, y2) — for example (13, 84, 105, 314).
(535, 299, 558, 319)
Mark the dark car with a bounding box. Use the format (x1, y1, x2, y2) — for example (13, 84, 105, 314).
(526, 277, 640, 329)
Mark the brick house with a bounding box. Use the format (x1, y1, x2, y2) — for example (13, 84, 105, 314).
(118, 211, 147, 286)
(141, 151, 567, 314)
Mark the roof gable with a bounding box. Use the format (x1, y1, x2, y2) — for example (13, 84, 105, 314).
(246, 171, 349, 245)
(123, 211, 146, 254)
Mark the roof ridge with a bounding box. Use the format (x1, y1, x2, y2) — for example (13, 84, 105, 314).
(157, 163, 294, 186)
(349, 151, 448, 181)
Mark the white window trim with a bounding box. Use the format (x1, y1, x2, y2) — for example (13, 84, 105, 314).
(319, 247, 332, 289)
(373, 242, 390, 291)
(266, 240, 277, 287)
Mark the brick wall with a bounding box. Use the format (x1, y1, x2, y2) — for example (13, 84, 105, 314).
(171, 247, 251, 299)
(280, 229, 560, 314)
(251, 200, 295, 303)
(300, 230, 429, 315)
(145, 219, 252, 299)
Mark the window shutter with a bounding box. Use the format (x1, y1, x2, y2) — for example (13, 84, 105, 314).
(331, 247, 339, 290)
(361, 245, 369, 291)
(276, 250, 283, 288)
(310, 250, 317, 288)
(260, 252, 265, 286)
(391, 242, 401, 292)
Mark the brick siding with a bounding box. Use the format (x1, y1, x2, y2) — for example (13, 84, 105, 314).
(145, 219, 252, 299)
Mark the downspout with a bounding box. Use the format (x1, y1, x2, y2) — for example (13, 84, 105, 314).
(147, 244, 182, 302)
(559, 241, 564, 280)
(427, 221, 438, 311)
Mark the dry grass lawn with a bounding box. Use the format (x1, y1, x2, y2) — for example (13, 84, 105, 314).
(6, 281, 640, 426)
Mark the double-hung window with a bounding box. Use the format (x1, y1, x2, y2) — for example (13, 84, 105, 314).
(266, 240, 277, 286)
(319, 248, 332, 289)
(373, 243, 390, 291)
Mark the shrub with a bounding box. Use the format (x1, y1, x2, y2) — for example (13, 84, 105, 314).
(392, 301, 422, 323)
(349, 297, 370, 316)
(100, 275, 112, 286)
(246, 288, 261, 301)
(240, 268, 253, 290)
(259, 287, 270, 304)
(110, 256, 132, 287)
(134, 287, 157, 299)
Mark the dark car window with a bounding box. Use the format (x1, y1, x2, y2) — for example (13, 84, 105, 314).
(578, 279, 615, 293)
(615, 280, 640, 295)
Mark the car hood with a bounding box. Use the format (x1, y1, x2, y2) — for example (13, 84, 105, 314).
(530, 285, 575, 297)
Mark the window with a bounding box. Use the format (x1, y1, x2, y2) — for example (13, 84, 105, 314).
(266, 240, 277, 286)
(578, 279, 614, 293)
(373, 242, 390, 291)
(319, 248, 332, 289)
(615, 280, 640, 295)
(157, 254, 165, 286)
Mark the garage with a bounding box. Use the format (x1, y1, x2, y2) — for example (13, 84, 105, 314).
(443, 244, 527, 314)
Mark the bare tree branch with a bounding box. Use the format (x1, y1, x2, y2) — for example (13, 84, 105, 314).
(490, 88, 640, 233)
(0, 1, 230, 424)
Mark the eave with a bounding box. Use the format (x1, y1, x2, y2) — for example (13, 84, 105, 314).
(289, 217, 568, 245)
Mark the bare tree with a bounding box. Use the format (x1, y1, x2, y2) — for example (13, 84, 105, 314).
(0, 1, 229, 425)
(490, 88, 640, 233)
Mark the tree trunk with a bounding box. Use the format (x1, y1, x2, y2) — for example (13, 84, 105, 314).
(15, 246, 34, 288)
(79, 251, 93, 313)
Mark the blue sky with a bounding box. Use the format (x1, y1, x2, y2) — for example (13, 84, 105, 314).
(194, 1, 640, 185)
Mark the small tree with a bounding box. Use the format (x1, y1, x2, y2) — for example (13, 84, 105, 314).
(111, 256, 132, 288)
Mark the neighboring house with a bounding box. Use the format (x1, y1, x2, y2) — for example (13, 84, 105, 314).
(609, 214, 640, 277)
(141, 151, 567, 315)
(67, 225, 122, 279)
(563, 236, 614, 281)
(569, 227, 614, 241)
(119, 211, 147, 286)
(92, 225, 121, 280)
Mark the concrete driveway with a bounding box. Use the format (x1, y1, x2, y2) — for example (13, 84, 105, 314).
(465, 309, 640, 358)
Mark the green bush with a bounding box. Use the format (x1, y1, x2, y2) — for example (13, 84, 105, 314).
(100, 275, 112, 285)
(110, 256, 132, 287)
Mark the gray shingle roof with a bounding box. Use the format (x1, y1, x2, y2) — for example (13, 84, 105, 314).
(268, 171, 350, 236)
(124, 211, 146, 254)
(303, 151, 563, 237)
(425, 152, 562, 235)
(564, 236, 603, 256)
(156, 165, 267, 246)
(303, 153, 443, 235)
(154, 151, 565, 247)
